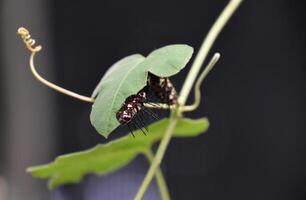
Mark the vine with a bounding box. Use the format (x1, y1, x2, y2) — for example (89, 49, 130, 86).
(18, 0, 242, 199)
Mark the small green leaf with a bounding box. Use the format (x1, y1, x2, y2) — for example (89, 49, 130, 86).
(27, 117, 209, 189)
(90, 44, 193, 138)
(140, 44, 194, 77)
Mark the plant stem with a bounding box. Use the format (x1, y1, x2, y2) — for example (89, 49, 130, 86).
(178, 0, 243, 105)
(144, 150, 171, 200)
(134, 113, 178, 200)
(134, 0, 243, 199)
(182, 52, 221, 112)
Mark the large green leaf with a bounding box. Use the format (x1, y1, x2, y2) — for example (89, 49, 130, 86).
(90, 44, 193, 138)
(28, 117, 209, 189)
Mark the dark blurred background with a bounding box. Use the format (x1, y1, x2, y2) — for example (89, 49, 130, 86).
(1, 0, 306, 199)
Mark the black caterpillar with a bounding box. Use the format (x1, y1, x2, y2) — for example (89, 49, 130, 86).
(148, 74, 178, 105)
(116, 74, 177, 136)
(116, 87, 157, 136)
(116, 89, 147, 125)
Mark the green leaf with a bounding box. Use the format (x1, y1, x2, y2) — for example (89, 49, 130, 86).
(27, 117, 209, 189)
(90, 44, 193, 138)
(139, 44, 194, 77)
(90, 55, 146, 137)
(91, 54, 145, 98)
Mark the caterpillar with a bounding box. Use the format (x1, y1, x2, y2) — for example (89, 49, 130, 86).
(116, 74, 177, 136)
(148, 74, 178, 105)
(116, 88, 158, 136)
(116, 89, 147, 125)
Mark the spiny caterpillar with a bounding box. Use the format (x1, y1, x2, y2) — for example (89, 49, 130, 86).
(116, 74, 177, 136)
(116, 89, 146, 125)
(116, 87, 158, 136)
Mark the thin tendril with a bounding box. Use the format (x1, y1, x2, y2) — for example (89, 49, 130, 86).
(182, 52, 220, 112)
(18, 27, 95, 103)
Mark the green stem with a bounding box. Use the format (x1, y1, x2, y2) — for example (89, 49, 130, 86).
(144, 150, 171, 200)
(182, 52, 220, 112)
(134, 1, 243, 199)
(134, 113, 179, 200)
(178, 0, 243, 105)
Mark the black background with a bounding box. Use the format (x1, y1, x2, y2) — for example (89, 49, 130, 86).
(50, 0, 306, 199)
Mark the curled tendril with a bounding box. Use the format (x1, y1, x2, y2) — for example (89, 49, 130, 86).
(17, 27, 95, 103)
(17, 27, 42, 52)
